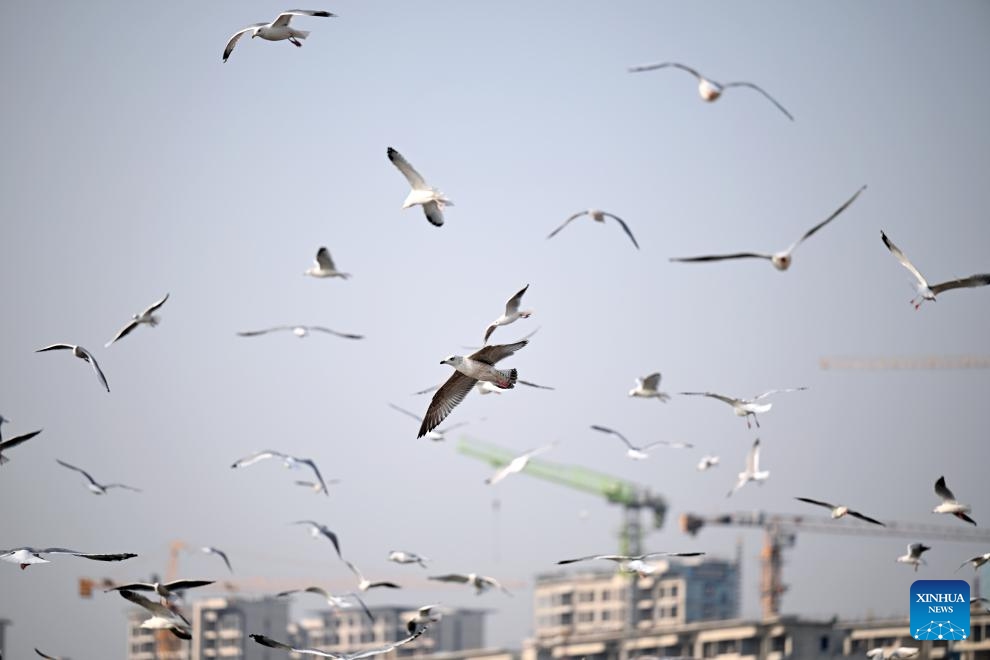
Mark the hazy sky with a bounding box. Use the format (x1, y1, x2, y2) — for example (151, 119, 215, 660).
(2, 1, 990, 658)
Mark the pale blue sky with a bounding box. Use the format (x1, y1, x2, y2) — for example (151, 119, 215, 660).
(2, 1, 989, 658)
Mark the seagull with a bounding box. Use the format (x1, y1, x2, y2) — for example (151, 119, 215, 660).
(428, 573, 512, 596)
(485, 443, 556, 485)
(628, 373, 670, 401)
(866, 646, 919, 659)
(0, 427, 42, 465)
(547, 209, 639, 249)
(627, 61, 793, 120)
(304, 247, 350, 279)
(896, 543, 931, 572)
(590, 425, 693, 460)
(223, 10, 336, 62)
(670, 186, 866, 271)
(105, 293, 170, 347)
(406, 605, 444, 634)
(418, 340, 528, 438)
(237, 325, 363, 340)
(557, 552, 705, 577)
(795, 497, 885, 526)
(231, 450, 330, 496)
(957, 552, 990, 572)
(345, 560, 401, 591)
(484, 285, 533, 343)
(0, 547, 137, 570)
(292, 521, 343, 559)
(277, 586, 374, 623)
(388, 551, 430, 568)
(387, 403, 468, 442)
(201, 546, 233, 573)
(34, 650, 68, 660)
(727, 438, 770, 497)
(696, 454, 720, 471)
(117, 589, 191, 640)
(106, 579, 214, 601)
(250, 628, 425, 659)
(933, 475, 976, 525)
(387, 147, 453, 227)
(679, 388, 807, 428)
(880, 230, 990, 309)
(35, 344, 109, 392)
(55, 459, 141, 495)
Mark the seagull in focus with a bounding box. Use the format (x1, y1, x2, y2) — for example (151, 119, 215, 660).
(628, 61, 793, 120)
(628, 373, 670, 401)
(795, 497, 885, 526)
(896, 543, 931, 572)
(223, 10, 336, 62)
(387, 147, 453, 227)
(388, 403, 468, 441)
(484, 285, 533, 343)
(55, 459, 141, 495)
(107, 579, 214, 601)
(957, 552, 990, 572)
(117, 589, 191, 640)
(250, 628, 425, 659)
(389, 551, 430, 568)
(590, 425, 693, 460)
(679, 388, 807, 428)
(277, 586, 374, 623)
(201, 546, 233, 573)
(933, 475, 976, 525)
(727, 438, 769, 497)
(548, 209, 639, 249)
(881, 230, 990, 309)
(231, 450, 330, 496)
(292, 521, 343, 559)
(670, 186, 865, 271)
(237, 325, 363, 340)
(35, 344, 109, 392)
(0, 547, 137, 570)
(418, 340, 528, 438)
(0, 427, 42, 465)
(406, 605, 444, 634)
(866, 645, 919, 659)
(345, 560, 401, 591)
(557, 551, 705, 577)
(104, 293, 170, 348)
(429, 573, 512, 596)
(304, 247, 350, 279)
(485, 443, 556, 485)
(696, 454, 720, 471)
(34, 650, 68, 660)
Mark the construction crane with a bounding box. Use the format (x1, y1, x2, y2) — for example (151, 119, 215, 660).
(680, 511, 990, 619)
(457, 438, 668, 556)
(820, 355, 990, 370)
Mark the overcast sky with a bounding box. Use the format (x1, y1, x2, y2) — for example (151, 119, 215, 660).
(2, 1, 989, 658)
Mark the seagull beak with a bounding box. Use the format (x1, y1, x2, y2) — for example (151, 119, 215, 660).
(439, 361, 445, 365)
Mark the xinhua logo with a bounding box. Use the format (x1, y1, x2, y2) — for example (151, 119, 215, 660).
(910, 580, 970, 641)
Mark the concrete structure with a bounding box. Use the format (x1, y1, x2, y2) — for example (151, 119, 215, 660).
(0, 619, 10, 659)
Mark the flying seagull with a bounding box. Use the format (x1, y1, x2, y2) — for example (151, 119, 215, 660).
(0, 427, 42, 465)
(277, 586, 374, 623)
(933, 475, 976, 525)
(387, 403, 468, 442)
(485, 443, 556, 485)
(881, 230, 990, 309)
(896, 543, 931, 572)
(250, 628, 424, 659)
(237, 325, 363, 340)
(727, 438, 770, 497)
(407, 605, 444, 634)
(231, 450, 330, 496)
(557, 552, 705, 577)
(679, 388, 807, 428)
(418, 340, 528, 438)
(547, 209, 639, 249)
(104, 293, 170, 348)
(388, 550, 429, 568)
(670, 186, 866, 271)
(795, 497, 885, 526)
(55, 459, 141, 495)
(106, 579, 214, 601)
(387, 147, 453, 227)
(957, 552, 990, 572)
(484, 285, 533, 343)
(223, 10, 336, 62)
(628, 373, 670, 401)
(345, 560, 401, 591)
(292, 521, 343, 559)
(117, 589, 191, 640)
(0, 547, 137, 570)
(35, 344, 109, 392)
(628, 61, 793, 120)
(304, 247, 350, 279)
(590, 425, 692, 460)
(696, 454, 720, 471)
(429, 573, 512, 596)
(202, 546, 233, 573)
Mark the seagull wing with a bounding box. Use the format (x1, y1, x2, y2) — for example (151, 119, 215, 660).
(77, 347, 110, 392)
(104, 483, 142, 492)
(720, 81, 794, 120)
(641, 373, 661, 390)
(753, 387, 808, 400)
(271, 9, 336, 28)
(557, 555, 615, 565)
(315, 247, 335, 270)
(469, 339, 528, 365)
(388, 403, 423, 422)
(223, 24, 265, 62)
(142, 292, 170, 315)
(203, 547, 233, 573)
(428, 574, 470, 584)
(642, 551, 706, 559)
(680, 391, 737, 406)
(163, 579, 214, 591)
(119, 589, 182, 619)
(590, 425, 634, 450)
(107, 582, 154, 592)
(848, 510, 885, 526)
(881, 231, 929, 290)
(300, 458, 330, 498)
(411, 384, 440, 396)
(34, 649, 61, 660)
(747, 439, 761, 473)
(387, 147, 427, 190)
(230, 450, 286, 468)
(934, 476, 956, 501)
(627, 61, 702, 79)
(55, 459, 100, 488)
(795, 497, 836, 511)
(0, 429, 42, 452)
(105, 320, 139, 347)
(347, 592, 375, 623)
(35, 344, 75, 353)
(418, 371, 475, 438)
(670, 252, 773, 264)
(930, 274, 990, 295)
(308, 326, 364, 340)
(367, 580, 401, 589)
(422, 200, 445, 227)
(320, 528, 343, 559)
(237, 326, 292, 337)
(784, 185, 867, 255)
(908, 543, 930, 558)
(250, 635, 338, 658)
(602, 212, 640, 249)
(347, 629, 425, 660)
(547, 211, 587, 239)
(504, 284, 529, 315)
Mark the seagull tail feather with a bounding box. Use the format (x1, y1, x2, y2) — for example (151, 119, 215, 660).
(494, 368, 518, 389)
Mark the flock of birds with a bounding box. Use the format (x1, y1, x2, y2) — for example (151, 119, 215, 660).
(3, 6, 990, 660)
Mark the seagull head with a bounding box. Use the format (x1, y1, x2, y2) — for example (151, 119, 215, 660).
(771, 253, 792, 270)
(440, 355, 463, 367)
(698, 79, 723, 101)
(250, 28, 261, 39)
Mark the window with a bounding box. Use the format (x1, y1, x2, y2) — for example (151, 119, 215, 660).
(771, 635, 786, 652)
(602, 611, 611, 621)
(670, 585, 678, 597)
(670, 605, 678, 619)
(820, 635, 830, 651)
(578, 590, 595, 603)
(601, 590, 611, 601)
(577, 612, 594, 623)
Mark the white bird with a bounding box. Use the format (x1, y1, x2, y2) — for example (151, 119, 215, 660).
(881, 230, 990, 309)
(231, 450, 331, 496)
(55, 459, 141, 495)
(485, 443, 556, 485)
(866, 645, 919, 659)
(0, 427, 42, 465)
(590, 425, 693, 460)
(957, 552, 990, 572)
(418, 340, 528, 438)
(104, 293, 170, 348)
(277, 586, 374, 623)
(696, 454, 720, 471)
(388, 551, 430, 568)
(429, 573, 512, 596)
(35, 344, 109, 392)
(795, 497, 885, 526)
(304, 247, 350, 279)
(223, 10, 336, 62)
(727, 438, 770, 497)
(0, 547, 137, 570)
(387, 403, 468, 442)
(117, 589, 191, 640)
(547, 209, 639, 249)
(896, 543, 931, 572)
(106, 579, 214, 600)
(345, 560, 401, 591)
(406, 605, 444, 634)
(387, 147, 453, 227)
(628, 373, 671, 401)
(237, 325, 363, 340)
(933, 475, 976, 525)
(251, 628, 425, 659)
(679, 388, 807, 428)
(484, 285, 533, 343)
(201, 546, 233, 573)
(628, 61, 794, 120)
(292, 521, 343, 559)
(670, 186, 866, 271)
(557, 551, 705, 578)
